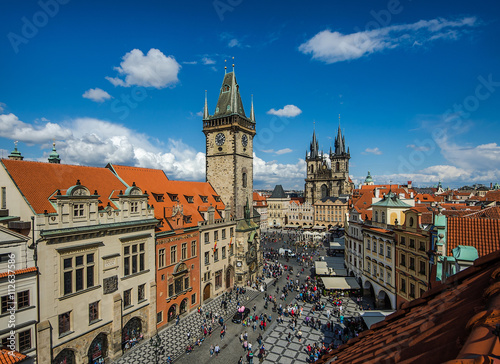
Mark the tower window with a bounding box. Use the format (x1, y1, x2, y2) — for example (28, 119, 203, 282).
(242, 172, 247, 188)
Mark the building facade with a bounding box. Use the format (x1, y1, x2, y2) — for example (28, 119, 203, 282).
(313, 195, 349, 228)
(304, 125, 353, 205)
(0, 160, 158, 363)
(267, 185, 290, 228)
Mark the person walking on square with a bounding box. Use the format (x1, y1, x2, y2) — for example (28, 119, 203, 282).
(210, 345, 214, 357)
(215, 344, 220, 357)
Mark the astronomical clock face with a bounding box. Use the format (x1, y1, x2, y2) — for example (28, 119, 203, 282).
(242, 134, 248, 147)
(215, 133, 225, 146)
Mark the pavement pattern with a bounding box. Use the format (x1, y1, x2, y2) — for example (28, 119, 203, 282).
(113, 288, 261, 364)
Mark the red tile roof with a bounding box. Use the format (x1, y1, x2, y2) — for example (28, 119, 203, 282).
(109, 165, 225, 232)
(1, 159, 127, 214)
(447, 216, 500, 257)
(0, 349, 27, 364)
(317, 250, 500, 364)
(464, 206, 500, 220)
(0, 267, 37, 279)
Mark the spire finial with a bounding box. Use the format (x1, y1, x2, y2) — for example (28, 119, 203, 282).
(250, 94, 255, 122)
(203, 90, 209, 119)
(224, 59, 227, 74)
(14, 140, 18, 149)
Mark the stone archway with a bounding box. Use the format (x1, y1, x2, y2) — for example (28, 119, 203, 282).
(167, 304, 177, 322)
(180, 298, 188, 315)
(53, 348, 76, 364)
(122, 317, 143, 351)
(203, 283, 212, 301)
(225, 266, 233, 289)
(363, 279, 375, 300)
(87, 332, 108, 363)
(377, 290, 392, 310)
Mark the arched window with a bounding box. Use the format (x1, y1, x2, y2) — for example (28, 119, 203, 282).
(382, 212, 386, 223)
(242, 172, 247, 188)
(336, 162, 340, 171)
(375, 211, 379, 222)
(321, 184, 328, 198)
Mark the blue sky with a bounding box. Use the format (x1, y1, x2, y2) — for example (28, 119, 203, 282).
(0, 0, 499, 189)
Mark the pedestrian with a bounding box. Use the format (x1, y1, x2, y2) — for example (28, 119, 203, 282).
(297, 330, 302, 342)
(220, 328, 225, 340)
(248, 342, 252, 352)
(187, 331, 191, 341)
(238, 356, 243, 364)
(210, 344, 214, 357)
(176, 314, 180, 325)
(215, 344, 220, 357)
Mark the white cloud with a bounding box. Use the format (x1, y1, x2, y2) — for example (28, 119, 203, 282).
(0, 113, 72, 144)
(183, 61, 198, 65)
(267, 105, 302, 118)
(275, 148, 293, 155)
(82, 88, 112, 103)
(202, 57, 216, 65)
(407, 144, 431, 152)
(228, 38, 240, 48)
(196, 111, 203, 117)
(106, 48, 180, 89)
(253, 154, 306, 189)
(0, 103, 5, 113)
(364, 147, 382, 155)
(299, 17, 477, 64)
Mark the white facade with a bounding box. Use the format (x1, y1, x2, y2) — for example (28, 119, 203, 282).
(344, 210, 364, 281)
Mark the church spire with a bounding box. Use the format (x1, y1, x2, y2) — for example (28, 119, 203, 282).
(309, 124, 320, 160)
(335, 115, 346, 155)
(48, 141, 61, 164)
(8, 141, 23, 161)
(231, 62, 236, 113)
(213, 60, 246, 118)
(203, 90, 209, 119)
(250, 94, 255, 122)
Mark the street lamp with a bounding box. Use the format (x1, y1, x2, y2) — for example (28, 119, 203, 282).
(150, 332, 164, 364)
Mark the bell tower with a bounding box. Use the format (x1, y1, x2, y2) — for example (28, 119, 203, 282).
(203, 65, 256, 220)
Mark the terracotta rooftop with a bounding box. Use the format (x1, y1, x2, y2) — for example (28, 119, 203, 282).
(0, 267, 37, 279)
(0, 349, 28, 364)
(447, 216, 500, 257)
(1, 159, 127, 214)
(317, 249, 500, 364)
(109, 165, 225, 232)
(464, 206, 500, 220)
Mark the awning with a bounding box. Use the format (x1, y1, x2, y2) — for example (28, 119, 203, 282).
(315, 261, 329, 275)
(284, 224, 299, 229)
(360, 311, 393, 329)
(329, 242, 343, 249)
(321, 277, 361, 290)
(313, 225, 326, 230)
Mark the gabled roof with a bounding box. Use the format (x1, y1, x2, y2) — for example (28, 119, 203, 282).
(447, 216, 500, 257)
(1, 159, 127, 214)
(269, 185, 287, 199)
(317, 250, 500, 364)
(109, 165, 225, 232)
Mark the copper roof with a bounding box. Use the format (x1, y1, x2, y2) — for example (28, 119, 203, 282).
(317, 250, 500, 364)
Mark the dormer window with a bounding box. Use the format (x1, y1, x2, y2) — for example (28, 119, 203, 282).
(130, 202, 139, 213)
(152, 193, 164, 202)
(213, 195, 221, 202)
(185, 196, 194, 204)
(168, 193, 179, 202)
(184, 216, 192, 223)
(73, 204, 84, 218)
(200, 195, 208, 203)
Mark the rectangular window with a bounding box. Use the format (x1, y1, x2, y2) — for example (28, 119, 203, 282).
(18, 329, 31, 352)
(1, 187, 6, 209)
(175, 278, 183, 294)
(124, 242, 145, 276)
(215, 270, 222, 288)
(89, 301, 99, 323)
(222, 247, 226, 259)
(184, 277, 189, 290)
(230, 228, 234, 237)
(191, 241, 196, 257)
(204, 232, 210, 244)
(181, 243, 187, 260)
(214, 249, 219, 262)
(62, 252, 95, 296)
(400, 236, 406, 246)
(191, 293, 196, 305)
(17, 290, 29, 309)
(133, 285, 143, 304)
(205, 252, 210, 265)
(400, 254, 406, 267)
(159, 248, 165, 268)
(130, 201, 138, 213)
(410, 283, 415, 298)
(373, 241, 377, 252)
(419, 261, 426, 275)
(366, 240, 370, 250)
(168, 284, 174, 297)
(387, 271, 391, 283)
(409, 239, 415, 249)
(386, 246, 391, 259)
(229, 244, 234, 256)
(379, 243, 384, 255)
(157, 311, 163, 323)
(124, 289, 132, 308)
(409, 257, 415, 271)
(419, 241, 426, 251)
(222, 229, 226, 239)
(1, 295, 11, 314)
(59, 312, 71, 336)
(73, 203, 84, 217)
(214, 231, 219, 241)
(401, 278, 406, 293)
(170, 246, 177, 264)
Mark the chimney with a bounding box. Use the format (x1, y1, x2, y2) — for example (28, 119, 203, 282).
(408, 181, 412, 189)
(410, 192, 414, 198)
(375, 188, 380, 198)
(208, 204, 215, 224)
